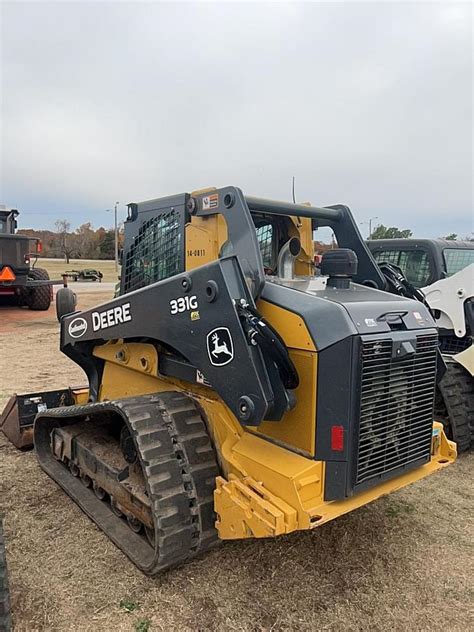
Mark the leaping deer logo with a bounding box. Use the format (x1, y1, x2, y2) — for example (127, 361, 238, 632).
(207, 327, 234, 366)
(211, 332, 232, 359)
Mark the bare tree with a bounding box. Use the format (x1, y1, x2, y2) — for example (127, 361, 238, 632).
(54, 219, 75, 263)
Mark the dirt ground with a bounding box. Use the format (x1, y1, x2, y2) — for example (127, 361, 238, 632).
(0, 293, 473, 631)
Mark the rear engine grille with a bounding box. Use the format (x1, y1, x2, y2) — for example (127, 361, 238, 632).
(355, 333, 438, 486)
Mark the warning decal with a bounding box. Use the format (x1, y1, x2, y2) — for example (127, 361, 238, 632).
(202, 193, 219, 211)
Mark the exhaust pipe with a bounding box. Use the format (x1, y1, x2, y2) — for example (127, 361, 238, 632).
(277, 237, 301, 279)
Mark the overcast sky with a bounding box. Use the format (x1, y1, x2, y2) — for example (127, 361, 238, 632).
(1, 1, 472, 238)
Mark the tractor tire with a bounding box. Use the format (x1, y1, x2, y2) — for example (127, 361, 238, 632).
(56, 287, 77, 321)
(27, 268, 52, 311)
(435, 357, 473, 453)
(0, 518, 11, 632)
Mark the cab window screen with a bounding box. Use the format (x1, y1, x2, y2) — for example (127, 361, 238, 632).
(372, 249, 431, 287)
(444, 249, 474, 276)
(123, 209, 183, 293)
(372, 250, 399, 266)
(255, 223, 274, 269)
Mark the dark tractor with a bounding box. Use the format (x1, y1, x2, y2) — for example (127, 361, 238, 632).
(0, 207, 53, 310)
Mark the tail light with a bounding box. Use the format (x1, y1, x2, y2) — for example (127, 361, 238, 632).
(24, 254, 30, 264)
(37, 240, 43, 254)
(331, 425, 344, 452)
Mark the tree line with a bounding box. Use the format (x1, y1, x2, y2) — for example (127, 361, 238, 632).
(19, 220, 124, 263)
(18, 219, 472, 264)
(368, 225, 472, 240)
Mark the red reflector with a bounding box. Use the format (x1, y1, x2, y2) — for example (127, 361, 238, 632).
(0, 266, 16, 282)
(331, 425, 344, 452)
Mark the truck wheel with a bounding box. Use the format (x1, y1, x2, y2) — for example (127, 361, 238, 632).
(27, 268, 52, 311)
(56, 287, 77, 321)
(435, 357, 473, 453)
(0, 518, 11, 632)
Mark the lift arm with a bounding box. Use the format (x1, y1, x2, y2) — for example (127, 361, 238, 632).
(60, 256, 292, 426)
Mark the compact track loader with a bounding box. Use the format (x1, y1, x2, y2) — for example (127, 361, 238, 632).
(367, 239, 474, 450)
(1, 187, 455, 575)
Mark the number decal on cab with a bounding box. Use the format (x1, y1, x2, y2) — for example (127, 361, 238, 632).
(170, 295, 198, 315)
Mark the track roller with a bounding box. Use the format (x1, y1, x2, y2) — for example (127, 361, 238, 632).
(93, 483, 106, 500)
(80, 473, 92, 488)
(69, 462, 79, 477)
(127, 514, 143, 533)
(110, 499, 124, 517)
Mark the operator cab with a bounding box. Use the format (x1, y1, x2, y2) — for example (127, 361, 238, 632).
(367, 238, 474, 287)
(0, 207, 19, 235)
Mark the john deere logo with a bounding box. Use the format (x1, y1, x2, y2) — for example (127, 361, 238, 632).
(207, 327, 234, 367)
(68, 317, 88, 338)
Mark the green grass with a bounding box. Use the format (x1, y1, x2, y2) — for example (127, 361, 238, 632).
(119, 598, 139, 613)
(384, 500, 416, 517)
(34, 258, 120, 283)
(119, 598, 151, 631)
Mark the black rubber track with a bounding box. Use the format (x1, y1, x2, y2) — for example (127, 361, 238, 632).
(0, 518, 11, 632)
(435, 357, 473, 453)
(27, 268, 51, 311)
(34, 392, 220, 575)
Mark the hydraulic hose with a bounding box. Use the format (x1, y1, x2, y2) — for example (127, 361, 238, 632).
(237, 303, 299, 390)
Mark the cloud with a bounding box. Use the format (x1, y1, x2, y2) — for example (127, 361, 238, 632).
(1, 1, 472, 237)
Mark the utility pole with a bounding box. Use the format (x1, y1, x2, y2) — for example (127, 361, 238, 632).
(114, 201, 119, 271)
(368, 216, 378, 239)
(360, 216, 379, 238)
